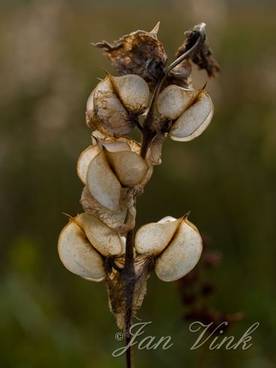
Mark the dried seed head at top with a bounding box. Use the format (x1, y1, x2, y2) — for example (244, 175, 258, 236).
(94, 22, 167, 87)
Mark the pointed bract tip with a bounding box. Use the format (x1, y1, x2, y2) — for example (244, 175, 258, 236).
(184, 210, 191, 219)
(62, 212, 74, 220)
(150, 21, 160, 36)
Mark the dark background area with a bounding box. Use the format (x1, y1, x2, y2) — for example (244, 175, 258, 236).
(0, 1, 276, 367)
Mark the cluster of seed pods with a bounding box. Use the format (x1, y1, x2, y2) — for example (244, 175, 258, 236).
(58, 74, 212, 276)
(57, 25, 215, 327)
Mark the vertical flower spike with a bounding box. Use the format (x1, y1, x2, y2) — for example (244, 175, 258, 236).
(169, 91, 214, 142)
(155, 219, 203, 282)
(58, 220, 105, 281)
(58, 23, 219, 363)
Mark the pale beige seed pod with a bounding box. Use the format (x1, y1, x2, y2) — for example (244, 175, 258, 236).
(87, 150, 122, 211)
(105, 150, 148, 187)
(80, 186, 128, 232)
(135, 216, 202, 281)
(91, 130, 141, 155)
(77, 144, 101, 184)
(75, 213, 125, 257)
(169, 91, 214, 142)
(110, 74, 150, 114)
(87, 76, 132, 136)
(77, 140, 149, 211)
(135, 216, 182, 255)
(157, 85, 197, 120)
(58, 220, 105, 282)
(86, 74, 150, 136)
(155, 218, 203, 282)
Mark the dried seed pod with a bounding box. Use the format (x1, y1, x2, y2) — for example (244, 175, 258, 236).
(86, 74, 150, 137)
(79, 139, 149, 211)
(75, 213, 125, 256)
(86, 89, 95, 119)
(157, 85, 197, 120)
(135, 216, 182, 255)
(77, 145, 101, 184)
(155, 219, 203, 282)
(92, 130, 141, 155)
(111, 74, 150, 114)
(87, 76, 134, 136)
(169, 91, 214, 142)
(94, 23, 167, 86)
(58, 220, 105, 282)
(101, 140, 130, 153)
(86, 150, 122, 211)
(105, 150, 148, 187)
(81, 186, 128, 232)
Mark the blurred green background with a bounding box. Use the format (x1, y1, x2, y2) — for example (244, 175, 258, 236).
(1, 0, 276, 367)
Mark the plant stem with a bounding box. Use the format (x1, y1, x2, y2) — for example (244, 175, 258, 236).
(122, 228, 136, 368)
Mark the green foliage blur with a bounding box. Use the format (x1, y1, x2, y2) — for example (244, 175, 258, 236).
(1, 1, 276, 367)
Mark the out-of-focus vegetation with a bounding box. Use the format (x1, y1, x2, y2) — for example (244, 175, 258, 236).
(1, 1, 276, 367)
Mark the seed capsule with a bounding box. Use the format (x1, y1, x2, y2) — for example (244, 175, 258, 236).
(155, 219, 202, 282)
(105, 150, 148, 187)
(75, 213, 125, 256)
(86, 74, 150, 137)
(87, 77, 133, 136)
(87, 150, 122, 211)
(135, 216, 182, 255)
(77, 145, 101, 184)
(157, 85, 197, 120)
(80, 186, 128, 231)
(78, 140, 149, 211)
(111, 74, 150, 114)
(169, 91, 214, 142)
(58, 220, 105, 281)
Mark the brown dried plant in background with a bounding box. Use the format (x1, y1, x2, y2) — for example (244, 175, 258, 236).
(178, 239, 244, 331)
(57, 22, 219, 368)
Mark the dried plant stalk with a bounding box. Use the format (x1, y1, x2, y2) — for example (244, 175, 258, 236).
(58, 22, 219, 368)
